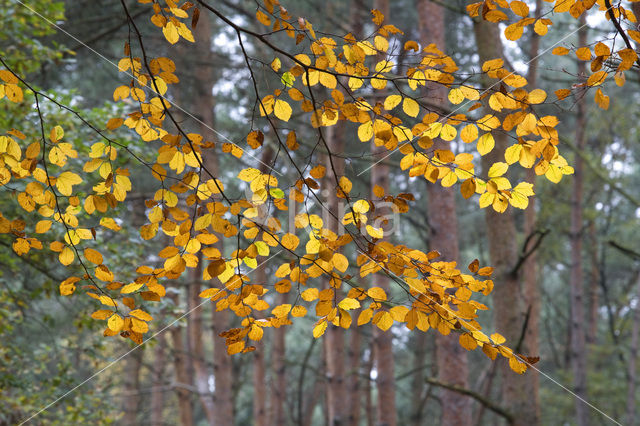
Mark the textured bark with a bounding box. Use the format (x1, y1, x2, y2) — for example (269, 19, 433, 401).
(626, 272, 640, 425)
(189, 264, 216, 424)
(371, 144, 397, 426)
(369, 2, 397, 425)
(268, 292, 287, 426)
(170, 295, 194, 426)
(410, 333, 427, 426)
(569, 17, 589, 426)
(522, 1, 542, 419)
(346, 319, 362, 426)
(417, 2, 472, 424)
(150, 333, 167, 426)
(587, 222, 599, 344)
(122, 349, 143, 426)
(253, 232, 269, 426)
(472, 17, 540, 426)
(323, 123, 348, 426)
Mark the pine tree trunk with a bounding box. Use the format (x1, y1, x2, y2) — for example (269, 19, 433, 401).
(170, 294, 194, 426)
(472, 17, 540, 426)
(323, 123, 348, 426)
(347, 320, 362, 426)
(626, 272, 640, 424)
(122, 349, 143, 426)
(523, 0, 543, 419)
(150, 333, 167, 426)
(269, 292, 287, 425)
(417, 2, 472, 424)
(570, 17, 589, 426)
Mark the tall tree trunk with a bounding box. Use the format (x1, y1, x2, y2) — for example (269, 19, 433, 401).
(122, 349, 143, 426)
(370, 2, 397, 425)
(417, 1, 472, 424)
(170, 294, 194, 426)
(587, 221, 599, 344)
(185, 10, 235, 426)
(323, 123, 348, 425)
(150, 333, 167, 426)
(472, 17, 540, 426)
(523, 0, 543, 419)
(347, 319, 362, 426)
(410, 333, 427, 426)
(189, 263, 217, 424)
(626, 272, 640, 424)
(269, 292, 287, 425)
(570, 17, 589, 426)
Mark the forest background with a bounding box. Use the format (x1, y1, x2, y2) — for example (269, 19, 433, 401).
(1, 0, 640, 425)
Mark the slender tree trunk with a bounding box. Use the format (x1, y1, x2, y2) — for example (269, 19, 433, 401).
(170, 294, 194, 426)
(364, 344, 374, 426)
(587, 221, 599, 344)
(150, 333, 167, 426)
(417, 2, 472, 424)
(369, 2, 397, 424)
(472, 17, 540, 426)
(523, 0, 543, 419)
(410, 332, 427, 426)
(570, 17, 589, 426)
(347, 317, 362, 426)
(122, 349, 143, 426)
(269, 292, 287, 425)
(189, 263, 217, 424)
(626, 272, 640, 424)
(186, 10, 235, 426)
(323, 123, 348, 426)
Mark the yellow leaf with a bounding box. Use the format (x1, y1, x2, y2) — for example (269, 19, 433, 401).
(84, 248, 103, 265)
(228, 341, 245, 355)
(332, 253, 349, 272)
(368, 286, 387, 301)
(459, 332, 477, 350)
(460, 124, 478, 143)
(313, 320, 328, 338)
(374, 311, 393, 331)
(552, 47, 569, 56)
(338, 298, 360, 310)
(358, 121, 373, 142)
(358, 308, 373, 325)
(162, 22, 179, 44)
(35, 220, 52, 233)
(56, 171, 83, 196)
(587, 70, 607, 87)
(256, 10, 271, 26)
(281, 233, 299, 251)
(384, 94, 402, 110)
(448, 88, 464, 104)
(301, 288, 319, 301)
(99, 295, 117, 307)
(353, 199, 370, 214)
(131, 317, 149, 333)
(510, 0, 529, 17)
(491, 333, 506, 344)
(59, 246, 74, 266)
(477, 133, 495, 156)
(272, 304, 292, 318)
(504, 144, 522, 165)
(504, 23, 524, 41)
(91, 310, 113, 320)
(274, 99, 292, 121)
(509, 355, 527, 374)
(402, 98, 419, 117)
(130, 309, 153, 321)
(121, 282, 144, 294)
(107, 314, 124, 332)
(366, 225, 383, 239)
(487, 162, 508, 178)
(291, 305, 307, 317)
